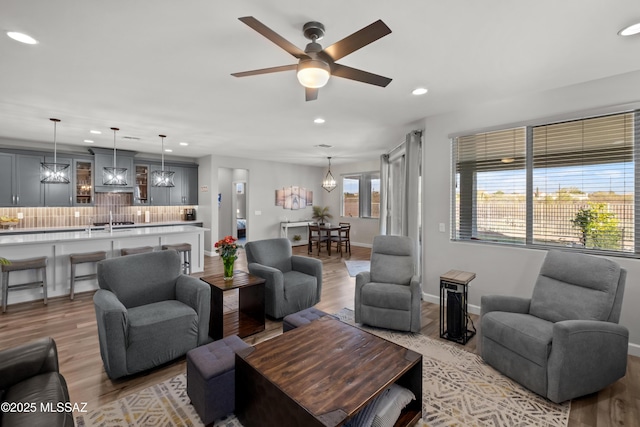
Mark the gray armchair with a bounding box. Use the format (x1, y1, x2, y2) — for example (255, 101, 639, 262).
(94, 250, 210, 379)
(245, 238, 322, 319)
(481, 249, 628, 403)
(355, 235, 421, 332)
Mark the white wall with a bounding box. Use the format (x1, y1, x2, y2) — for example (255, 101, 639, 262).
(422, 70, 640, 355)
(198, 155, 325, 254)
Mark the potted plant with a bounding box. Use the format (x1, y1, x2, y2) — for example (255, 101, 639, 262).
(312, 206, 333, 226)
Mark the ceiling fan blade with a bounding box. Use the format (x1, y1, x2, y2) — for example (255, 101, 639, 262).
(305, 87, 319, 101)
(231, 64, 297, 78)
(331, 64, 392, 87)
(323, 20, 391, 61)
(238, 16, 306, 59)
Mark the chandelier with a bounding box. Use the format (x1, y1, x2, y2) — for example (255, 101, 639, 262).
(321, 156, 336, 192)
(102, 127, 128, 185)
(40, 118, 70, 184)
(151, 134, 175, 187)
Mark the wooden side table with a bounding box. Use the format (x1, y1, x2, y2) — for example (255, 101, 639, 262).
(200, 271, 266, 340)
(439, 270, 476, 345)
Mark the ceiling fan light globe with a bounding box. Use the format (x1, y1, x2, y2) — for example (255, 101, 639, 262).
(297, 59, 330, 88)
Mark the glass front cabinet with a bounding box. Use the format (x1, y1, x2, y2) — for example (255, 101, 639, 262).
(134, 164, 149, 205)
(74, 159, 94, 205)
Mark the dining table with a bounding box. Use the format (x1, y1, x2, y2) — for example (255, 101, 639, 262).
(316, 224, 342, 255)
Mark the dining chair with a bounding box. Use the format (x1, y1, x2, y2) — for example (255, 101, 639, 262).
(330, 223, 351, 257)
(308, 224, 328, 255)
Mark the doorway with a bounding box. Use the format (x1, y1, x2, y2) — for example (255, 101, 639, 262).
(218, 168, 249, 243)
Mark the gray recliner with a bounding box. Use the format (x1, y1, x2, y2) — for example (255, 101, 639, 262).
(245, 238, 322, 319)
(481, 249, 628, 403)
(355, 235, 421, 333)
(94, 250, 211, 379)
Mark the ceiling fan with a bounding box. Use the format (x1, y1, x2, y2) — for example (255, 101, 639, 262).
(231, 16, 392, 101)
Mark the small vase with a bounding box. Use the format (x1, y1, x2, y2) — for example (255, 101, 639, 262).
(222, 257, 235, 281)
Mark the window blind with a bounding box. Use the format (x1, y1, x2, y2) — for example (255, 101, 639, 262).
(531, 112, 634, 252)
(452, 110, 637, 256)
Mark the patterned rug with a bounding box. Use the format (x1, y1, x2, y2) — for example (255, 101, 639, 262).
(344, 260, 371, 277)
(76, 309, 570, 427)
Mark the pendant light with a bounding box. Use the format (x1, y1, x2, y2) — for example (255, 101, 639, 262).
(40, 118, 70, 184)
(151, 134, 175, 187)
(321, 156, 336, 192)
(102, 127, 128, 185)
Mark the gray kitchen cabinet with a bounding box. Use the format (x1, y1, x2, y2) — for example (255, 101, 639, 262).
(169, 166, 198, 206)
(16, 154, 45, 206)
(0, 153, 14, 206)
(0, 152, 49, 207)
(43, 155, 73, 206)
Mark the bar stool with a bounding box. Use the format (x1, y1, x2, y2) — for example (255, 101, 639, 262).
(120, 246, 154, 256)
(1, 256, 48, 313)
(69, 251, 107, 300)
(161, 243, 192, 274)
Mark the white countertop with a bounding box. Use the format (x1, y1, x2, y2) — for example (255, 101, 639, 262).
(0, 225, 206, 246)
(0, 220, 202, 235)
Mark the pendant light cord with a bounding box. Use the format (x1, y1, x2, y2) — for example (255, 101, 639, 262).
(50, 118, 61, 164)
(159, 135, 166, 170)
(111, 127, 119, 168)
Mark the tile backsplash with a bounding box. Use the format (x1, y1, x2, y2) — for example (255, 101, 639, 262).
(0, 194, 195, 229)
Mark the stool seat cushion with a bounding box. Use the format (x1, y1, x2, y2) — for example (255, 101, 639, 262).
(2, 256, 47, 272)
(162, 243, 192, 252)
(283, 307, 330, 332)
(121, 246, 154, 256)
(70, 251, 107, 264)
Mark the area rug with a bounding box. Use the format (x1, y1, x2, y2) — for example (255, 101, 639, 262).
(344, 260, 370, 277)
(76, 309, 570, 427)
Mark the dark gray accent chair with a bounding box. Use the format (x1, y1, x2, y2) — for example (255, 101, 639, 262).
(481, 249, 628, 403)
(354, 235, 421, 333)
(244, 238, 322, 319)
(94, 250, 211, 379)
(0, 337, 74, 427)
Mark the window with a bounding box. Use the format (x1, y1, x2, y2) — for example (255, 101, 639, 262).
(342, 172, 380, 218)
(452, 111, 637, 256)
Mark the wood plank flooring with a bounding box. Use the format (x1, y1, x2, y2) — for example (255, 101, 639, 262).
(0, 245, 638, 426)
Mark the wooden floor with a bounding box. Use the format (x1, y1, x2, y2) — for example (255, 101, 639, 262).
(0, 245, 638, 426)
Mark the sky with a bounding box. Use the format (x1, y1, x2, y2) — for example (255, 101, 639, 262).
(474, 162, 634, 195)
(343, 177, 380, 194)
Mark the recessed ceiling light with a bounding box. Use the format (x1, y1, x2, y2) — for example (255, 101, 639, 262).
(618, 22, 640, 36)
(179, 142, 189, 146)
(84, 139, 94, 143)
(6, 31, 38, 45)
(89, 130, 101, 134)
(412, 87, 428, 96)
(314, 118, 326, 124)
(164, 149, 173, 153)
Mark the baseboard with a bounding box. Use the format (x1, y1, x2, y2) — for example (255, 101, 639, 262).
(422, 292, 640, 356)
(204, 250, 216, 257)
(351, 242, 373, 248)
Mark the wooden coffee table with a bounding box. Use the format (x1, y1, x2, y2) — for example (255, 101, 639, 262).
(235, 316, 422, 427)
(200, 271, 265, 340)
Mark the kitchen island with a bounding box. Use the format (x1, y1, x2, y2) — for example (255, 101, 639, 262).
(0, 225, 206, 308)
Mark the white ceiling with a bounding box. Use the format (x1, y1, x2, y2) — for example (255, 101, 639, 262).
(1, 0, 640, 166)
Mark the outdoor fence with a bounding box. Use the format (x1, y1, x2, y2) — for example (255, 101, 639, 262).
(466, 201, 634, 251)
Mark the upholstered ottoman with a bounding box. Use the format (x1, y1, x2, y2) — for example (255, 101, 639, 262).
(186, 335, 251, 425)
(282, 306, 333, 332)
